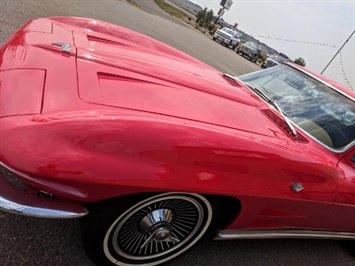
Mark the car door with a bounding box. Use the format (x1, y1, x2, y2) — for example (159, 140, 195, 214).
(336, 146, 355, 204)
(330, 146, 355, 231)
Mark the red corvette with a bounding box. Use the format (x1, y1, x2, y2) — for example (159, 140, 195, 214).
(0, 17, 354, 265)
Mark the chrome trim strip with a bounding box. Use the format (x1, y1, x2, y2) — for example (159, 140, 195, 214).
(51, 42, 71, 53)
(215, 229, 355, 240)
(0, 162, 88, 219)
(0, 194, 88, 219)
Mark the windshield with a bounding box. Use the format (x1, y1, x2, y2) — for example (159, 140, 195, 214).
(246, 42, 260, 50)
(269, 55, 285, 64)
(238, 64, 355, 150)
(223, 28, 235, 35)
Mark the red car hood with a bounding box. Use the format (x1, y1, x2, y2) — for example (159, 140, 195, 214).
(65, 17, 275, 136)
(1, 17, 282, 137)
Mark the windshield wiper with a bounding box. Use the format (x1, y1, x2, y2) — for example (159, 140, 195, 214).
(244, 82, 283, 113)
(223, 73, 297, 136)
(244, 82, 297, 136)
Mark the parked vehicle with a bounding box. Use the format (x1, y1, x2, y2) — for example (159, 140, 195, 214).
(213, 27, 241, 49)
(279, 52, 290, 61)
(261, 53, 287, 68)
(236, 41, 262, 62)
(1, 17, 355, 266)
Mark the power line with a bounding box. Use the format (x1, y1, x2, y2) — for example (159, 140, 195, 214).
(339, 50, 352, 89)
(250, 32, 354, 90)
(249, 34, 336, 48)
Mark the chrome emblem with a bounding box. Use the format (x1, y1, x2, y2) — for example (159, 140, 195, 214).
(290, 182, 304, 192)
(51, 42, 71, 53)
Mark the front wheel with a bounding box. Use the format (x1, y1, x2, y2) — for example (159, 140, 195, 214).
(84, 193, 216, 265)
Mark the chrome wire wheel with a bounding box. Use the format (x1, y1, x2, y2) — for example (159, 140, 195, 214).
(102, 193, 213, 265)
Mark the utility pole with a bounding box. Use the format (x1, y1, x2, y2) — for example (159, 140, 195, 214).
(216, 0, 233, 24)
(215, 8, 225, 24)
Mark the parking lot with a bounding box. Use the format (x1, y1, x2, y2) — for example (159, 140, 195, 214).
(0, 0, 354, 265)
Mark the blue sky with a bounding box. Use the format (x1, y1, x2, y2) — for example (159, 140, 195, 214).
(193, 0, 354, 91)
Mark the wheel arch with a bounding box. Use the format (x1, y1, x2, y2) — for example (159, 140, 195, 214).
(84, 192, 242, 231)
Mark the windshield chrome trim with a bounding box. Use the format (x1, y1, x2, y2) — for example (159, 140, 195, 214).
(291, 122, 355, 153)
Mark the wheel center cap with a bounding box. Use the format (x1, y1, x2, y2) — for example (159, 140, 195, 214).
(140, 208, 173, 233)
(139, 208, 180, 248)
(154, 227, 171, 241)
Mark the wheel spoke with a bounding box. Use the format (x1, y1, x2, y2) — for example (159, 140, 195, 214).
(134, 234, 145, 255)
(172, 225, 186, 238)
(120, 225, 140, 242)
(149, 239, 153, 255)
(120, 220, 138, 234)
(129, 232, 144, 253)
(121, 230, 140, 249)
(174, 220, 194, 229)
(155, 240, 158, 254)
(165, 201, 190, 209)
(176, 216, 199, 221)
(172, 223, 189, 234)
